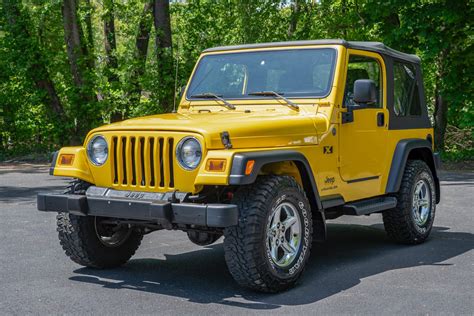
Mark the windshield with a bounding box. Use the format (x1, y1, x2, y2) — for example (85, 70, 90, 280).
(187, 48, 337, 100)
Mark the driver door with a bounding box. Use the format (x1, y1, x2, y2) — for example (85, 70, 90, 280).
(339, 50, 389, 198)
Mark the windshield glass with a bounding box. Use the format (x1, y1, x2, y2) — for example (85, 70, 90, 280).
(187, 48, 337, 99)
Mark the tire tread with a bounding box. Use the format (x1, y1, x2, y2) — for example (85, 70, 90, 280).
(383, 160, 435, 244)
(223, 175, 312, 292)
(56, 180, 142, 268)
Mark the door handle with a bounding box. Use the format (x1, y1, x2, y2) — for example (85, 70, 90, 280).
(377, 112, 385, 127)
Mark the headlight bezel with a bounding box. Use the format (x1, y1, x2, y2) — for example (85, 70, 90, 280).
(176, 136, 203, 171)
(86, 135, 109, 166)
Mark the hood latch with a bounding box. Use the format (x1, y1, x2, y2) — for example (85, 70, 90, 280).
(220, 131, 232, 149)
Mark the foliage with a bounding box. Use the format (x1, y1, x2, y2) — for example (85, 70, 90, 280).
(0, 0, 472, 161)
(442, 125, 474, 162)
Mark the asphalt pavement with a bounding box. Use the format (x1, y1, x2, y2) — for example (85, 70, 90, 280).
(0, 165, 473, 315)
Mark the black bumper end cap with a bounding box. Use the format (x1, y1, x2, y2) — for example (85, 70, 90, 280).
(206, 204, 239, 227)
(37, 193, 88, 216)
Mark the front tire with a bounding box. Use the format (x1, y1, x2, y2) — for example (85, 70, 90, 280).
(383, 160, 436, 244)
(56, 180, 143, 268)
(223, 176, 313, 292)
(57, 214, 143, 268)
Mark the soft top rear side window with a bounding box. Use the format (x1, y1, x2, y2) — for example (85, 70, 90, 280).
(393, 62, 422, 116)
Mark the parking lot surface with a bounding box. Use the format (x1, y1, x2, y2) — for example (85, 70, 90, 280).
(0, 165, 473, 314)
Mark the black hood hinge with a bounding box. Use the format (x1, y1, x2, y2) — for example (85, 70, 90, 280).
(220, 131, 232, 149)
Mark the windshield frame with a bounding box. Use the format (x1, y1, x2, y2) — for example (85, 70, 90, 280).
(185, 47, 338, 101)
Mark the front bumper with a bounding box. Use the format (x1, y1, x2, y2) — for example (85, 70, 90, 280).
(37, 189, 238, 228)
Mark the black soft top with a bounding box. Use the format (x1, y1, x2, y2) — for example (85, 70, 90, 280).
(204, 39, 420, 64)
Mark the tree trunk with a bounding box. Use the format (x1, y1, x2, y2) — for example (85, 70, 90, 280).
(237, 2, 252, 43)
(153, 0, 172, 50)
(0, 104, 5, 153)
(62, 0, 94, 94)
(129, 1, 153, 112)
(153, 0, 174, 112)
(103, 0, 122, 122)
(34, 76, 65, 116)
(83, 0, 95, 60)
(433, 50, 448, 152)
(103, 0, 118, 82)
(341, 0, 348, 38)
(62, 0, 86, 87)
(62, 0, 97, 143)
(136, 2, 153, 62)
(287, 0, 300, 39)
(3, 0, 65, 118)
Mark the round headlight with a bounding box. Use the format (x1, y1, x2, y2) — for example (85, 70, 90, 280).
(87, 135, 108, 166)
(176, 137, 202, 170)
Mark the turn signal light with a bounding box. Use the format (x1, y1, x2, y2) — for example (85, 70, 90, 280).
(59, 154, 75, 166)
(206, 159, 227, 172)
(245, 160, 255, 175)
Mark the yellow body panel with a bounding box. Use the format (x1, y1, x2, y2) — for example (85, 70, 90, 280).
(195, 150, 234, 186)
(53, 147, 94, 183)
(52, 43, 434, 203)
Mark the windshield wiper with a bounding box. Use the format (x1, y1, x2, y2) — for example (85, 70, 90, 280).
(248, 91, 299, 111)
(190, 93, 235, 110)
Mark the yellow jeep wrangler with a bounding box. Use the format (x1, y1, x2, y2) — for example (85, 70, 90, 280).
(38, 40, 441, 292)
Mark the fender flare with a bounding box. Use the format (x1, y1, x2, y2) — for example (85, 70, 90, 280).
(228, 150, 326, 241)
(229, 150, 323, 211)
(385, 139, 441, 203)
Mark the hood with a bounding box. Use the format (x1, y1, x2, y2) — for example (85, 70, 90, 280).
(90, 110, 328, 149)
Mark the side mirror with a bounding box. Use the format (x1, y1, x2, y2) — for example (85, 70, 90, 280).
(342, 79, 377, 124)
(353, 79, 377, 105)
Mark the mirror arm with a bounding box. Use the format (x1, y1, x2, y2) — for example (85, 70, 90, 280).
(342, 105, 354, 124)
(355, 103, 368, 109)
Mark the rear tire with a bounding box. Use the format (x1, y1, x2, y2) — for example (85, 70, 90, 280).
(223, 175, 312, 292)
(383, 160, 436, 244)
(56, 180, 143, 268)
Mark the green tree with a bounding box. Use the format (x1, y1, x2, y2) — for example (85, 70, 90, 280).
(0, 0, 472, 160)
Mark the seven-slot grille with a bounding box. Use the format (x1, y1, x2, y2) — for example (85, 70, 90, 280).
(111, 136, 175, 189)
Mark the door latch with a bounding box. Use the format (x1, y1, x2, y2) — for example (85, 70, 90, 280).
(377, 112, 385, 127)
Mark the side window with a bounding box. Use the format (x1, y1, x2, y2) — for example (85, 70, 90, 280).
(393, 62, 421, 116)
(344, 55, 383, 108)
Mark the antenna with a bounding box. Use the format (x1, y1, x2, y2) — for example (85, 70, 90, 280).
(172, 38, 180, 113)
